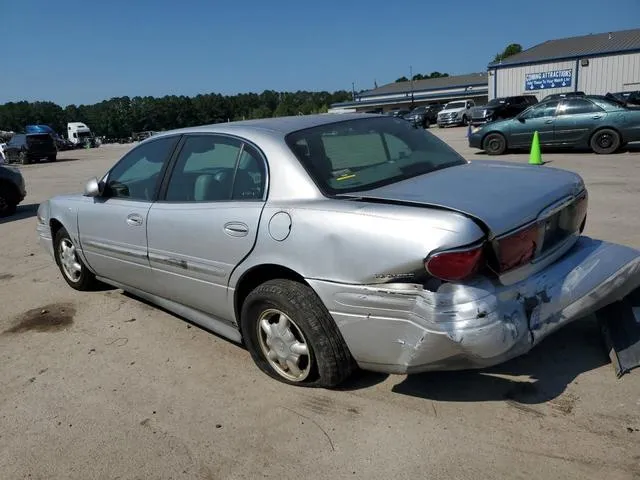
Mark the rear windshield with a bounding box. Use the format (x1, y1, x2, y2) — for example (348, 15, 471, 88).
(26, 134, 53, 144)
(285, 116, 467, 195)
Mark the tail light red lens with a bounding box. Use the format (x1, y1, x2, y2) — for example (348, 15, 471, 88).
(425, 245, 484, 282)
(497, 223, 539, 272)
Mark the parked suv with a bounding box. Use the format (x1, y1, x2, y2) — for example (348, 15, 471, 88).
(403, 104, 444, 128)
(469, 95, 538, 126)
(437, 100, 475, 127)
(0, 164, 26, 217)
(3, 133, 57, 164)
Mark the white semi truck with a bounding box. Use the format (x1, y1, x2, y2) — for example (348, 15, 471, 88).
(67, 122, 99, 147)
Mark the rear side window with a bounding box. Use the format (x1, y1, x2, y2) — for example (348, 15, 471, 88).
(557, 99, 604, 115)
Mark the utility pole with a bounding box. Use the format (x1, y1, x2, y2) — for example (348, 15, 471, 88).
(409, 65, 415, 109)
(352, 82, 356, 101)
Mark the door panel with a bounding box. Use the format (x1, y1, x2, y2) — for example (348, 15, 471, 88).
(78, 199, 152, 288)
(553, 98, 606, 145)
(508, 100, 559, 148)
(146, 202, 263, 319)
(77, 134, 180, 290)
(146, 134, 267, 320)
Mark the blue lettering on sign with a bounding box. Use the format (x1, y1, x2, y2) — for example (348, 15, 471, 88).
(525, 69, 573, 91)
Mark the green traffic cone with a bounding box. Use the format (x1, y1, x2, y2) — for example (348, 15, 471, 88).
(529, 131, 543, 165)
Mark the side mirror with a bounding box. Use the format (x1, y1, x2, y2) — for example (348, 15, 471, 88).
(84, 177, 101, 197)
(517, 116, 526, 123)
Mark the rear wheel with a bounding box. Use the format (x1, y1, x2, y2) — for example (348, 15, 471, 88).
(483, 132, 507, 155)
(240, 279, 355, 387)
(53, 227, 97, 291)
(48, 154, 57, 162)
(18, 151, 29, 165)
(590, 129, 620, 154)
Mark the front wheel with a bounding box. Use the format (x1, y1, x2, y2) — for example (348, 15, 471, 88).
(483, 132, 507, 155)
(240, 279, 355, 387)
(19, 151, 29, 165)
(54, 227, 97, 291)
(0, 191, 17, 217)
(48, 155, 57, 162)
(590, 129, 621, 154)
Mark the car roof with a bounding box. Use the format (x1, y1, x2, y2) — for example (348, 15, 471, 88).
(156, 113, 380, 138)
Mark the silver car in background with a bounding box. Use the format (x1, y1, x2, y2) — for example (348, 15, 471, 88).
(37, 114, 640, 387)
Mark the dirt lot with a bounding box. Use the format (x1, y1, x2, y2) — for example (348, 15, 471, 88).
(1, 130, 639, 479)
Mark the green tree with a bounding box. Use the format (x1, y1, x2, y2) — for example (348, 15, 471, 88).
(493, 43, 523, 63)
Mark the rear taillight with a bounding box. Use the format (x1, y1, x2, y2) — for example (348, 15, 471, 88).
(425, 245, 484, 282)
(496, 223, 539, 272)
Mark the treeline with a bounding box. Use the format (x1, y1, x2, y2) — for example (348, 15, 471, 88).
(0, 90, 352, 138)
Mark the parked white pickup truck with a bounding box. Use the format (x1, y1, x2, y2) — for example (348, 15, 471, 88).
(437, 99, 475, 127)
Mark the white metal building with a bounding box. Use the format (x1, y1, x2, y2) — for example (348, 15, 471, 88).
(488, 28, 640, 100)
(329, 73, 488, 113)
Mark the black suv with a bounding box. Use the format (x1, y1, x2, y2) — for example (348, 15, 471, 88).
(0, 164, 26, 217)
(3, 133, 57, 164)
(469, 95, 538, 126)
(403, 104, 445, 128)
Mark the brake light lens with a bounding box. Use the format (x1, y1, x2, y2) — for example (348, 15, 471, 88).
(497, 224, 539, 272)
(425, 245, 484, 282)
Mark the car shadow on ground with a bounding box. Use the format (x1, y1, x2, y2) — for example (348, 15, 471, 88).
(0, 203, 39, 224)
(390, 318, 609, 404)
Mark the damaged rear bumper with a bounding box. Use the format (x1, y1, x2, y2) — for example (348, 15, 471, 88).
(308, 237, 640, 374)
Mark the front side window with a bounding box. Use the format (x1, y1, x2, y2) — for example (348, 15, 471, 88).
(522, 100, 560, 119)
(164, 135, 242, 202)
(286, 116, 467, 195)
(105, 135, 179, 201)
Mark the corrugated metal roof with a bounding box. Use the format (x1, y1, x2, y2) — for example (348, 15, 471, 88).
(489, 28, 640, 67)
(359, 72, 487, 98)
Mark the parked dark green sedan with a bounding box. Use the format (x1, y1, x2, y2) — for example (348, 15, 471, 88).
(468, 95, 640, 155)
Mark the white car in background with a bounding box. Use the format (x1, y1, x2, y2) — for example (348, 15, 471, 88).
(0, 143, 6, 164)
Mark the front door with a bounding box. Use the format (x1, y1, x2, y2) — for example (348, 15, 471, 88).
(553, 98, 607, 145)
(146, 134, 267, 321)
(508, 100, 560, 148)
(78, 135, 180, 290)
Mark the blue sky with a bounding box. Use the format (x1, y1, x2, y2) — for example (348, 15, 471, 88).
(3, 0, 639, 106)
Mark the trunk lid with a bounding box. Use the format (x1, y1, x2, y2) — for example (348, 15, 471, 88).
(340, 160, 585, 237)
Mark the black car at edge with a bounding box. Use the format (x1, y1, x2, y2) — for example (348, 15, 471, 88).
(3, 133, 57, 164)
(469, 95, 538, 126)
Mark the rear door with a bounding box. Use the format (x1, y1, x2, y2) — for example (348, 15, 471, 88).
(553, 98, 607, 145)
(146, 134, 267, 320)
(508, 100, 559, 148)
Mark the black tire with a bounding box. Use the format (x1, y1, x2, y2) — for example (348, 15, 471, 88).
(483, 132, 507, 155)
(590, 128, 621, 154)
(240, 279, 355, 388)
(0, 185, 17, 217)
(423, 118, 430, 129)
(461, 115, 469, 126)
(48, 155, 57, 162)
(53, 227, 97, 291)
(19, 151, 29, 165)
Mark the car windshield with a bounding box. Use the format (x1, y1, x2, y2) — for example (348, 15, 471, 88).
(410, 107, 426, 114)
(444, 102, 465, 109)
(285, 116, 467, 196)
(487, 98, 506, 106)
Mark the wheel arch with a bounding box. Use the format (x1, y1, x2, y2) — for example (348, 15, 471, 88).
(234, 263, 309, 323)
(589, 125, 624, 144)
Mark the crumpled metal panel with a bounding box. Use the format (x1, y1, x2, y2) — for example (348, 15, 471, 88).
(309, 237, 640, 374)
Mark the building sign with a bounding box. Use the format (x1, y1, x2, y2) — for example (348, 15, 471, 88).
(525, 69, 573, 91)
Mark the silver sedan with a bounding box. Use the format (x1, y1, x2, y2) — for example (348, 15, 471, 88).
(37, 114, 640, 387)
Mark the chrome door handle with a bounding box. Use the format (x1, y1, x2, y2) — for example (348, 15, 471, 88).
(126, 213, 143, 226)
(592, 115, 602, 119)
(544, 119, 554, 124)
(223, 222, 249, 237)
